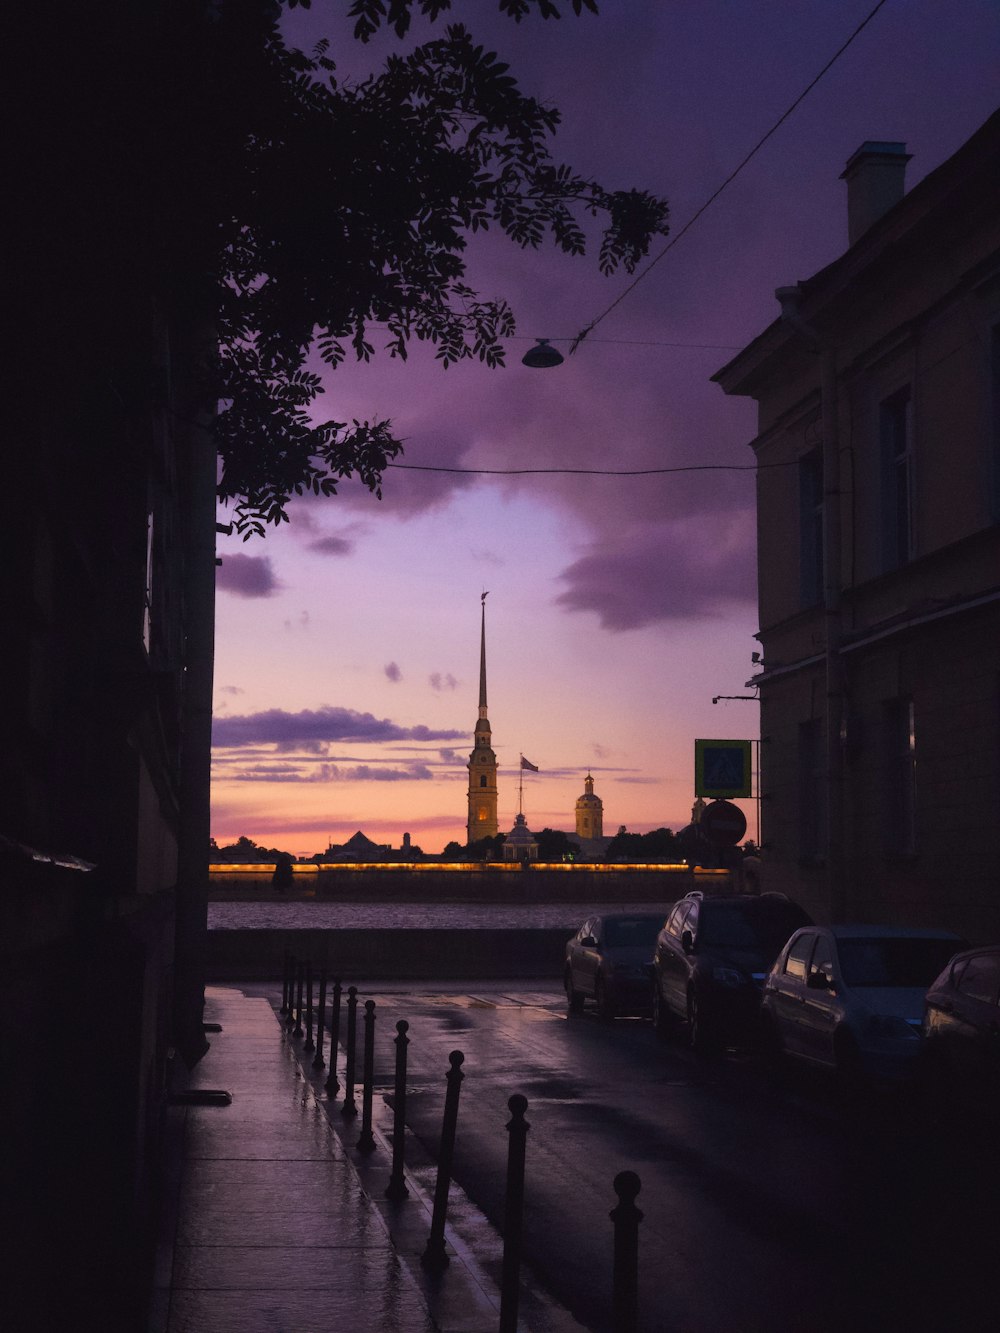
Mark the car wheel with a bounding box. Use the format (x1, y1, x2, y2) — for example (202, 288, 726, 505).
(596, 976, 616, 1022)
(652, 980, 672, 1040)
(564, 969, 584, 1014)
(686, 988, 715, 1053)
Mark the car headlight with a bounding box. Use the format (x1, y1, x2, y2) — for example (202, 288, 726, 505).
(866, 1014, 920, 1042)
(712, 966, 746, 988)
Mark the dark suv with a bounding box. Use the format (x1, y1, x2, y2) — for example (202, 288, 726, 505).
(652, 892, 812, 1051)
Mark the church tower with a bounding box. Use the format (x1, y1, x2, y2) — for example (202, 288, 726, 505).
(467, 595, 499, 843)
(575, 772, 604, 840)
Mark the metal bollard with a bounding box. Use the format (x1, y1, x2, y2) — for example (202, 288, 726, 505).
(324, 979, 342, 1097)
(293, 960, 305, 1038)
(341, 986, 358, 1117)
(385, 1020, 410, 1201)
(279, 950, 290, 1015)
(304, 959, 315, 1052)
(312, 970, 327, 1070)
(610, 1170, 643, 1333)
(284, 953, 296, 1028)
(421, 1050, 465, 1273)
(357, 1000, 377, 1153)
(499, 1094, 530, 1333)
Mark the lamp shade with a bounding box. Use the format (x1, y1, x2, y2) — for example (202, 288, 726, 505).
(521, 339, 564, 369)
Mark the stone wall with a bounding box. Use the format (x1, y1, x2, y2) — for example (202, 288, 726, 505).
(206, 928, 577, 981)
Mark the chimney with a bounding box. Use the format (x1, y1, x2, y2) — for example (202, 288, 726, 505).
(840, 141, 911, 246)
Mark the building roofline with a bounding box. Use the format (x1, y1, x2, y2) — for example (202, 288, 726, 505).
(712, 108, 1000, 398)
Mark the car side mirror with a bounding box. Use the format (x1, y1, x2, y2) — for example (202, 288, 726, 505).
(681, 929, 694, 955)
(581, 934, 598, 949)
(807, 970, 833, 991)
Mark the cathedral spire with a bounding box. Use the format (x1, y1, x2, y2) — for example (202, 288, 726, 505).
(479, 591, 489, 718)
(467, 592, 498, 843)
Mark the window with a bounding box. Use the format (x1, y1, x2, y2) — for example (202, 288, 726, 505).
(143, 510, 154, 653)
(799, 450, 823, 606)
(784, 933, 815, 981)
(992, 325, 1000, 523)
(798, 718, 825, 861)
(665, 904, 689, 938)
(884, 698, 917, 855)
(956, 954, 1000, 1005)
(479, 775, 486, 788)
(810, 934, 836, 984)
(880, 386, 914, 570)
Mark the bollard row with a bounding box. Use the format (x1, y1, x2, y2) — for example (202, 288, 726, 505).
(277, 953, 643, 1329)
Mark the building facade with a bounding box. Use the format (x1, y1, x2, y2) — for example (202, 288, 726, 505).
(713, 114, 1000, 942)
(467, 597, 499, 842)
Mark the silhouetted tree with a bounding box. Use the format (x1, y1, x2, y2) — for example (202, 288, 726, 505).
(535, 828, 581, 860)
(604, 827, 679, 862)
(81, 1, 668, 536)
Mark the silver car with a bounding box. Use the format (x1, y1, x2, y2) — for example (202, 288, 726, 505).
(564, 912, 665, 1019)
(761, 925, 962, 1084)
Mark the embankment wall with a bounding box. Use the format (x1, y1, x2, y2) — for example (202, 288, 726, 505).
(206, 927, 575, 982)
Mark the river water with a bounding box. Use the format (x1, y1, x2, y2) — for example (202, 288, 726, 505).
(208, 901, 672, 931)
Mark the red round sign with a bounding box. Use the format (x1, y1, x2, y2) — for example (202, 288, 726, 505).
(699, 799, 747, 847)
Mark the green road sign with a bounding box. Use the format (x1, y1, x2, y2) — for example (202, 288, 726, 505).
(694, 739, 752, 799)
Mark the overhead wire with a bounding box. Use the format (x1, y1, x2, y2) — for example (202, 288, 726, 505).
(568, 0, 893, 353)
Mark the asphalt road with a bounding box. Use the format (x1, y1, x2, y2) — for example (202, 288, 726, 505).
(262, 980, 997, 1333)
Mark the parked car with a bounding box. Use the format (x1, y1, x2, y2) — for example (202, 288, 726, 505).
(564, 913, 665, 1018)
(922, 945, 1000, 1117)
(652, 892, 812, 1051)
(761, 925, 963, 1085)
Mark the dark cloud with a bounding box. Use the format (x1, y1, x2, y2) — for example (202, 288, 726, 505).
(385, 661, 402, 683)
(309, 535, 354, 556)
(275, 739, 328, 755)
(216, 553, 280, 598)
(229, 762, 435, 784)
(438, 748, 457, 762)
(213, 705, 464, 748)
(556, 514, 756, 629)
(429, 672, 458, 692)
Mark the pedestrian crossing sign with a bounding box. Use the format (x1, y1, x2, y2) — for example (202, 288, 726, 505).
(694, 739, 752, 799)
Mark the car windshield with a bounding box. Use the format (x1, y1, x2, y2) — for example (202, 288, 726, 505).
(699, 901, 808, 956)
(837, 937, 959, 988)
(602, 916, 663, 948)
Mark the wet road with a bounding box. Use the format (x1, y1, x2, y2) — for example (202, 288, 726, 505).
(266, 981, 995, 1332)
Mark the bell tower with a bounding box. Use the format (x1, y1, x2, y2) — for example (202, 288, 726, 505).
(575, 772, 604, 840)
(467, 593, 499, 843)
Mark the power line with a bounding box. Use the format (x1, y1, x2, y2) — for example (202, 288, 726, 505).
(569, 0, 893, 353)
(386, 460, 790, 477)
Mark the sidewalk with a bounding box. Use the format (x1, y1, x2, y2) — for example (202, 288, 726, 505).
(149, 985, 551, 1333)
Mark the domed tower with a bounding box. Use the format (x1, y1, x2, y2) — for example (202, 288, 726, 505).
(467, 594, 499, 842)
(575, 773, 604, 840)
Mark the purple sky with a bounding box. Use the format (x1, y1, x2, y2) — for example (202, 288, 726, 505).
(211, 0, 1000, 855)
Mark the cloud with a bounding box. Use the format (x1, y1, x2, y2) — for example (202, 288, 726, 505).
(556, 513, 756, 629)
(309, 535, 354, 556)
(429, 672, 458, 692)
(385, 661, 402, 683)
(227, 762, 435, 784)
(219, 685, 245, 696)
(213, 705, 465, 748)
(216, 554, 280, 598)
(275, 739, 328, 755)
